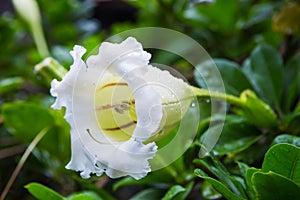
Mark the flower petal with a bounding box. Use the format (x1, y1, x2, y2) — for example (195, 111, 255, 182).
(87, 37, 163, 142)
(65, 130, 104, 179)
(142, 66, 193, 141)
(87, 37, 151, 75)
(96, 139, 157, 179)
(50, 45, 86, 110)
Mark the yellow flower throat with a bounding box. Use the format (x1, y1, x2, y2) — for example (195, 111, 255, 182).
(95, 77, 137, 142)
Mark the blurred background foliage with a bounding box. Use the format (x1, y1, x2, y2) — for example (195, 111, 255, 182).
(0, 0, 299, 199)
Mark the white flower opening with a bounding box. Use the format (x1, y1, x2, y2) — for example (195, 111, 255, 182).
(50, 37, 192, 179)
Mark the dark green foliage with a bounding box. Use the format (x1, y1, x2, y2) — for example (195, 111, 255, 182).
(1, 0, 299, 199)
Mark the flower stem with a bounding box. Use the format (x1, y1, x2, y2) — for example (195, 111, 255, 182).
(31, 23, 50, 58)
(191, 86, 245, 107)
(0, 127, 49, 200)
(192, 86, 279, 128)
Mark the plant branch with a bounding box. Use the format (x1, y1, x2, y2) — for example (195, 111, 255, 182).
(0, 145, 26, 159)
(0, 127, 49, 200)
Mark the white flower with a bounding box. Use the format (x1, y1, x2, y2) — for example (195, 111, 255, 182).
(50, 37, 192, 179)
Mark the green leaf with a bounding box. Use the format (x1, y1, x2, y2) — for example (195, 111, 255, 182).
(213, 59, 253, 96)
(173, 181, 194, 200)
(67, 191, 102, 200)
(233, 139, 271, 164)
(2, 102, 54, 141)
(240, 3, 273, 28)
(194, 169, 245, 200)
(237, 162, 249, 179)
(194, 59, 226, 93)
(201, 180, 222, 200)
(210, 115, 262, 155)
(0, 77, 24, 95)
(272, 134, 300, 147)
(261, 143, 300, 186)
(73, 177, 115, 200)
(25, 182, 64, 200)
(129, 189, 164, 200)
(283, 55, 300, 112)
(242, 44, 284, 107)
(245, 168, 260, 200)
(1, 102, 70, 161)
(162, 185, 185, 200)
(194, 156, 247, 198)
(113, 169, 174, 191)
(285, 111, 300, 135)
(194, 59, 253, 95)
(196, 0, 238, 32)
(252, 171, 300, 200)
(245, 168, 260, 190)
(26, 183, 103, 200)
(233, 90, 279, 128)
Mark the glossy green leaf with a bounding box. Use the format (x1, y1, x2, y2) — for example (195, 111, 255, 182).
(198, 122, 224, 157)
(252, 171, 300, 199)
(261, 143, 300, 186)
(240, 3, 273, 28)
(195, 155, 247, 199)
(173, 181, 194, 200)
(1, 102, 70, 160)
(272, 134, 300, 147)
(182, 0, 238, 31)
(194, 169, 245, 200)
(245, 168, 260, 189)
(196, 0, 238, 32)
(73, 177, 115, 200)
(67, 191, 102, 200)
(162, 185, 185, 200)
(0, 77, 24, 95)
(129, 189, 164, 200)
(283, 55, 300, 112)
(2, 102, 54, 141)
(211, 115, 262, 155)
(213, 59, 253, 96)
(245, 168, 260, 200)
(286, 111, 300, 135)
(2, 102, 54, 145)
(234, 139, 271, 164)
(113, 168, 174, 191)
(194, 60, 225, 93)
(237, 162, 249, 179)
(242, 44, 284, 107)
(201, 180, 222, 200)
(194, 58, 253, 95)
(25, 182, 64, 200)
(113, 177, 138, 191)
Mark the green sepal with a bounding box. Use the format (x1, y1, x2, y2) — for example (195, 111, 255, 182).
(233, 90, 279, 128)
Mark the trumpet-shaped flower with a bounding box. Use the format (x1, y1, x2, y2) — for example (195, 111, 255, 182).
(50, 37, 192, 179)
